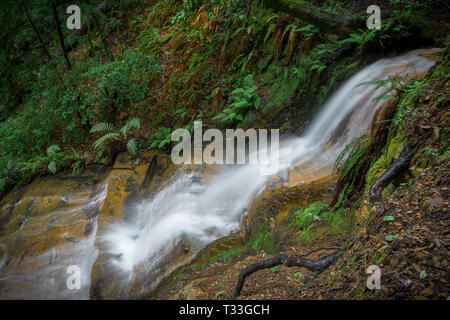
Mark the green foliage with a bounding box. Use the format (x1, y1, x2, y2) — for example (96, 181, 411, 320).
(209, 247, 244, 263)
(91, 117, 141, 157)
(91, 122, 116, 133)
(321, 208, 355, 234)
(46, 145, 66, 175)
(294, 272, 303, 282)
(292, 202, 327, 230)
(213, 74, 260, 125)
(289, 203, 355, 244)
(342, 9, 432, 55)
(248, 222, 275, 254)
(150, 127, 172, 149)
(86, 50, 161, 117)
(333, 134, 369, 176)
(138, 27, 160, 54)
(295, 24, 320, 40)
(126, 139, 138, 156)
(385, 234, 399, 242)
(270, 266, 280, 274)
(120, 117, 141, 138)
(93, 132, 121, 151)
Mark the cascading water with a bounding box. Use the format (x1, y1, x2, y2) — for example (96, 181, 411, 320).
(101, 48, 441, 293)
(0, 182, 107, 299)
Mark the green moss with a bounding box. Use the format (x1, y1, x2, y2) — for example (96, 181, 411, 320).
(248, 222, 275, 254)
(209, 247, 245, 263)
(366, 129, 405, 187)
(292, 201, 327, 229)
(322, 208, 356, 235)
(289, 203, 355, 245)
(263, 68, 301, 116)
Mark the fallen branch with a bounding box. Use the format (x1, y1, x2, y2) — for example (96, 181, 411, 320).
(369, 148, 415, 203)
(233, 250, 340, 297)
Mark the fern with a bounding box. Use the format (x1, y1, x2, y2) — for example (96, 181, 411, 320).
(333, 134, 369, 174)
(48, 161, 57, 174)
(47, 145, 61, 157)
(295, 24, 320, 39)
(150, 127, 172, 149)
(120, 117, 140, 138)
(138, 27, 160, 54)
(213, 74, 260, 125)
(46, 144, 66, 175)
(93, 132, 121, 150)
(90, 122, 115, 133)
(126, 139, 138, 156)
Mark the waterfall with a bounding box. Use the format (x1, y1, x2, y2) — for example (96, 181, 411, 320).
(101, 48, 440, 291)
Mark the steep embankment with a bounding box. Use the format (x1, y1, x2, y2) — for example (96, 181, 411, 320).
(0, 0, 448, 300)
(155, 49, 449, 300)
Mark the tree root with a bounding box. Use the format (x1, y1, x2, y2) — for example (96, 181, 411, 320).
(233, 249, 340, 297)
(369, 148, 415, 203)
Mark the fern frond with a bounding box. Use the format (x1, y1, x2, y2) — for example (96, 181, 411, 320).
(127, 139, 138, 156)
(48, 161, 57, 174)
(120, 117, 141, 137)
(93, 132, 121, 150)
(90, 122, 115, 134)
(333, 134, 369, 174)
(47, 144, 61, 157)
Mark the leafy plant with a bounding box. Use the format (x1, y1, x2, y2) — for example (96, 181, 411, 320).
(385, 234, 399, 242)
(333, 134, 370, 176)
(91, 117, 141, 158)
(47, 145, 65, 174)
(294, 272, 303, 282)
(213, 74, 260, 125)
(270, 266, 280, 274)
(86, 50, 161, 118)
(293, 202, 327, 229)
(295, 24, 321, 40)
(137, 27, 160, 54)
(150, 127, 172, 149)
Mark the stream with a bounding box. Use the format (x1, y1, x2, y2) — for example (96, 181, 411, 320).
(0, 48, 441, 299)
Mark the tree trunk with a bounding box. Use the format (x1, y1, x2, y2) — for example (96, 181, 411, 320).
(262, 0, 361, 35)
(21, 0, 52, 62)
(51, 2, 71, 70)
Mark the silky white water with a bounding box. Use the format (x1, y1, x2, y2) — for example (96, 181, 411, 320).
(102, 49, 440, 288)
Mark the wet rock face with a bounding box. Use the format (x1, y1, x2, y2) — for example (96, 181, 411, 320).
(243, 166, 336, 240)
(0, 151, 176, 299)
(0, 146, 337, 299)
(0, 146, 233, 299)
(0, 166, 110, 299)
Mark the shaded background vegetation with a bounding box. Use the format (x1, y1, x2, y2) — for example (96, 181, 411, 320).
(0, 0, 448, 200)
